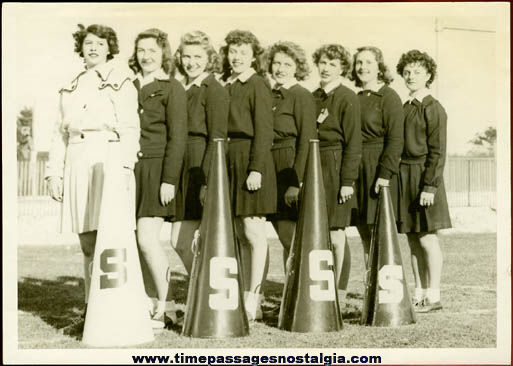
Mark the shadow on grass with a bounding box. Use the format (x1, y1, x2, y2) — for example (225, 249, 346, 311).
(18, 276, 86, 339)
(260, 279, 363, 327)
(18, 271, 190, 339)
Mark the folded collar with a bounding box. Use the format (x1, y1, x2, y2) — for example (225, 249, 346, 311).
(320, 77, 343, 95)
(270, 78, 297, 91)
(407, 88, 431, 104)
(136, 68, 169, 87)
(183, 72, 210, 90)
(225, 68, 256, 85)
(359, 83, 385, 96)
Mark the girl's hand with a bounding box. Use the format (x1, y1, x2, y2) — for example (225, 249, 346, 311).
(199, 185, 207, 206)
(420, 191, 435, 207)
(123, 167, 133, 191)
(339, 186, 354, 204)
(160, 183, 175, 206)
(284, 186, 300, 207)
(47, 176, 63, 202)
(246, 171, 262, 191)
(374, 178, 389, 194)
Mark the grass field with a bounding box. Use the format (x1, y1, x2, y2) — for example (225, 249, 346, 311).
(17, 233, 496, 349)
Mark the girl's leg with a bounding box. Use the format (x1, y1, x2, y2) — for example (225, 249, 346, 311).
(166, 220, 200, 322)
(78, 231, 97, 307)
(418, 231, 443, 309)
(234, 217, 252, 293)
(136, 217, 169, 320)
(239, 216, 269, 320)
(170, 220, 200, 275)
(406, 233, 429, 305)
(271, 220, 295, 271)
(357, 224, 372, 268)
(331, 229, 350, 306)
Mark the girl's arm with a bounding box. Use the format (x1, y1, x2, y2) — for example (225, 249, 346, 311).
(248, 76, 273, 174)
(340, 92, 362, 187)
(202, 80, 229, 182)
(46, 92, 68, 179)
(422, 101, 448, 194)
(292, 89, 317, 186)
(378, 89, 404, 179)
(111, 78, 140, 169)
(162, 81, 187, 185)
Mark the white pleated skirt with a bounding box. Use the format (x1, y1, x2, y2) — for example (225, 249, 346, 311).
(61, 131, 136, 234)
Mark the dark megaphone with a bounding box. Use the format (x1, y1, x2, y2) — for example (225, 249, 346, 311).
(278, 139, 343, 333)
(182, 138, 249, 338)
(361, 185, 416, 327)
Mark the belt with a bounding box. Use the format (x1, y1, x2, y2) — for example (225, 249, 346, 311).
(187, 135, 207, 143)
(228, 137, 251, 144)
(401, 156, 427, 165)
(319, 141, 342, 149)
(68, 130, 120, 143)
(272, 137, 296, 150)
(363, 138, 384, 145)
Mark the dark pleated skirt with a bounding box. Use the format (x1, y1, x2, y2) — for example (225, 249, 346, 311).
(227, 139, 277, 217)
(320, 146, 358, 229)
(397, 162, 452, 233)
(355, 143, 399, 225)
(174, 138, 207, 221)
(134, 157, 175, 219)
(268, 141, 298, 221)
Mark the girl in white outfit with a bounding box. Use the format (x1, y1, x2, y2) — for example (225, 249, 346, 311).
(46, 24, 140, 318)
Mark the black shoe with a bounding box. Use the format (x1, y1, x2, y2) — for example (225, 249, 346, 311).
(263, 304, 281, 318)
(416, 298, 443, 313)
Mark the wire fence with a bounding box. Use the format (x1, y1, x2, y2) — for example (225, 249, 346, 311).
(17, 155, 496, 216)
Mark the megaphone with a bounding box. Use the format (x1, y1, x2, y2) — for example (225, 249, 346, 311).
(278, 139, 342, 332)
(361, 185, 416, 327)
(82, 138, 154, 347)
(182, 139, 249, 338)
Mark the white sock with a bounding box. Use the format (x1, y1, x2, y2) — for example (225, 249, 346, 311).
(414, 288, 426, 300)
(165, 300, 176, 312)
(426, 288, 440, 303)
(154, 300, 166, 317)
(338, 290, 347, 304)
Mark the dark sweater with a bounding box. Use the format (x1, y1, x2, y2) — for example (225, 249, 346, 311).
(134, 76, 187, 185)
(226, 73, 274, 173)
(272, 83, 317, 184)
(185, 74, 229, 180)
(402, 95, 448, 194)
(313, 84, 362, 186)
(358, 85, 404, 179)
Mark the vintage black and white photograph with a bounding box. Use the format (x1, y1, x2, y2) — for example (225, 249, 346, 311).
(2, 2, 510, 365)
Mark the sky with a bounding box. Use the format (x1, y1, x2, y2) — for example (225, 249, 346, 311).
(3, 3, 508, 155)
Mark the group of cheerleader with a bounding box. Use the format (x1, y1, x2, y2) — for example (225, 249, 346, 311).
(46, 24, 451, 330)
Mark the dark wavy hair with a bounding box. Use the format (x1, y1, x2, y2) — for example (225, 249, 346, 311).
(396, 49, 437, 87)
(129, 28, 174, 75)
(312, 44, 352, 77)
(73, 24, 119, 60)
(350, 46, 394, 87)
(174, 30, 221, 77)
(220, 30, 265, 81)
(265, 41, 310, 81)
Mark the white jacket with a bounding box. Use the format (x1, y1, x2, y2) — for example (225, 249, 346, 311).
(46, 60, 140, 178)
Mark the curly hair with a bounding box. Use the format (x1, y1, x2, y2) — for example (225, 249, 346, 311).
(73, 24, 119, 60)
(174, 30, 221, 77)
(129, 28, 174, 75)
(219, 29, 265, 81)
(312, 44, 352, 77)
(396, 49, 437, 87)
(265, 41, 310, 81)
(350, 46, 394, 87)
